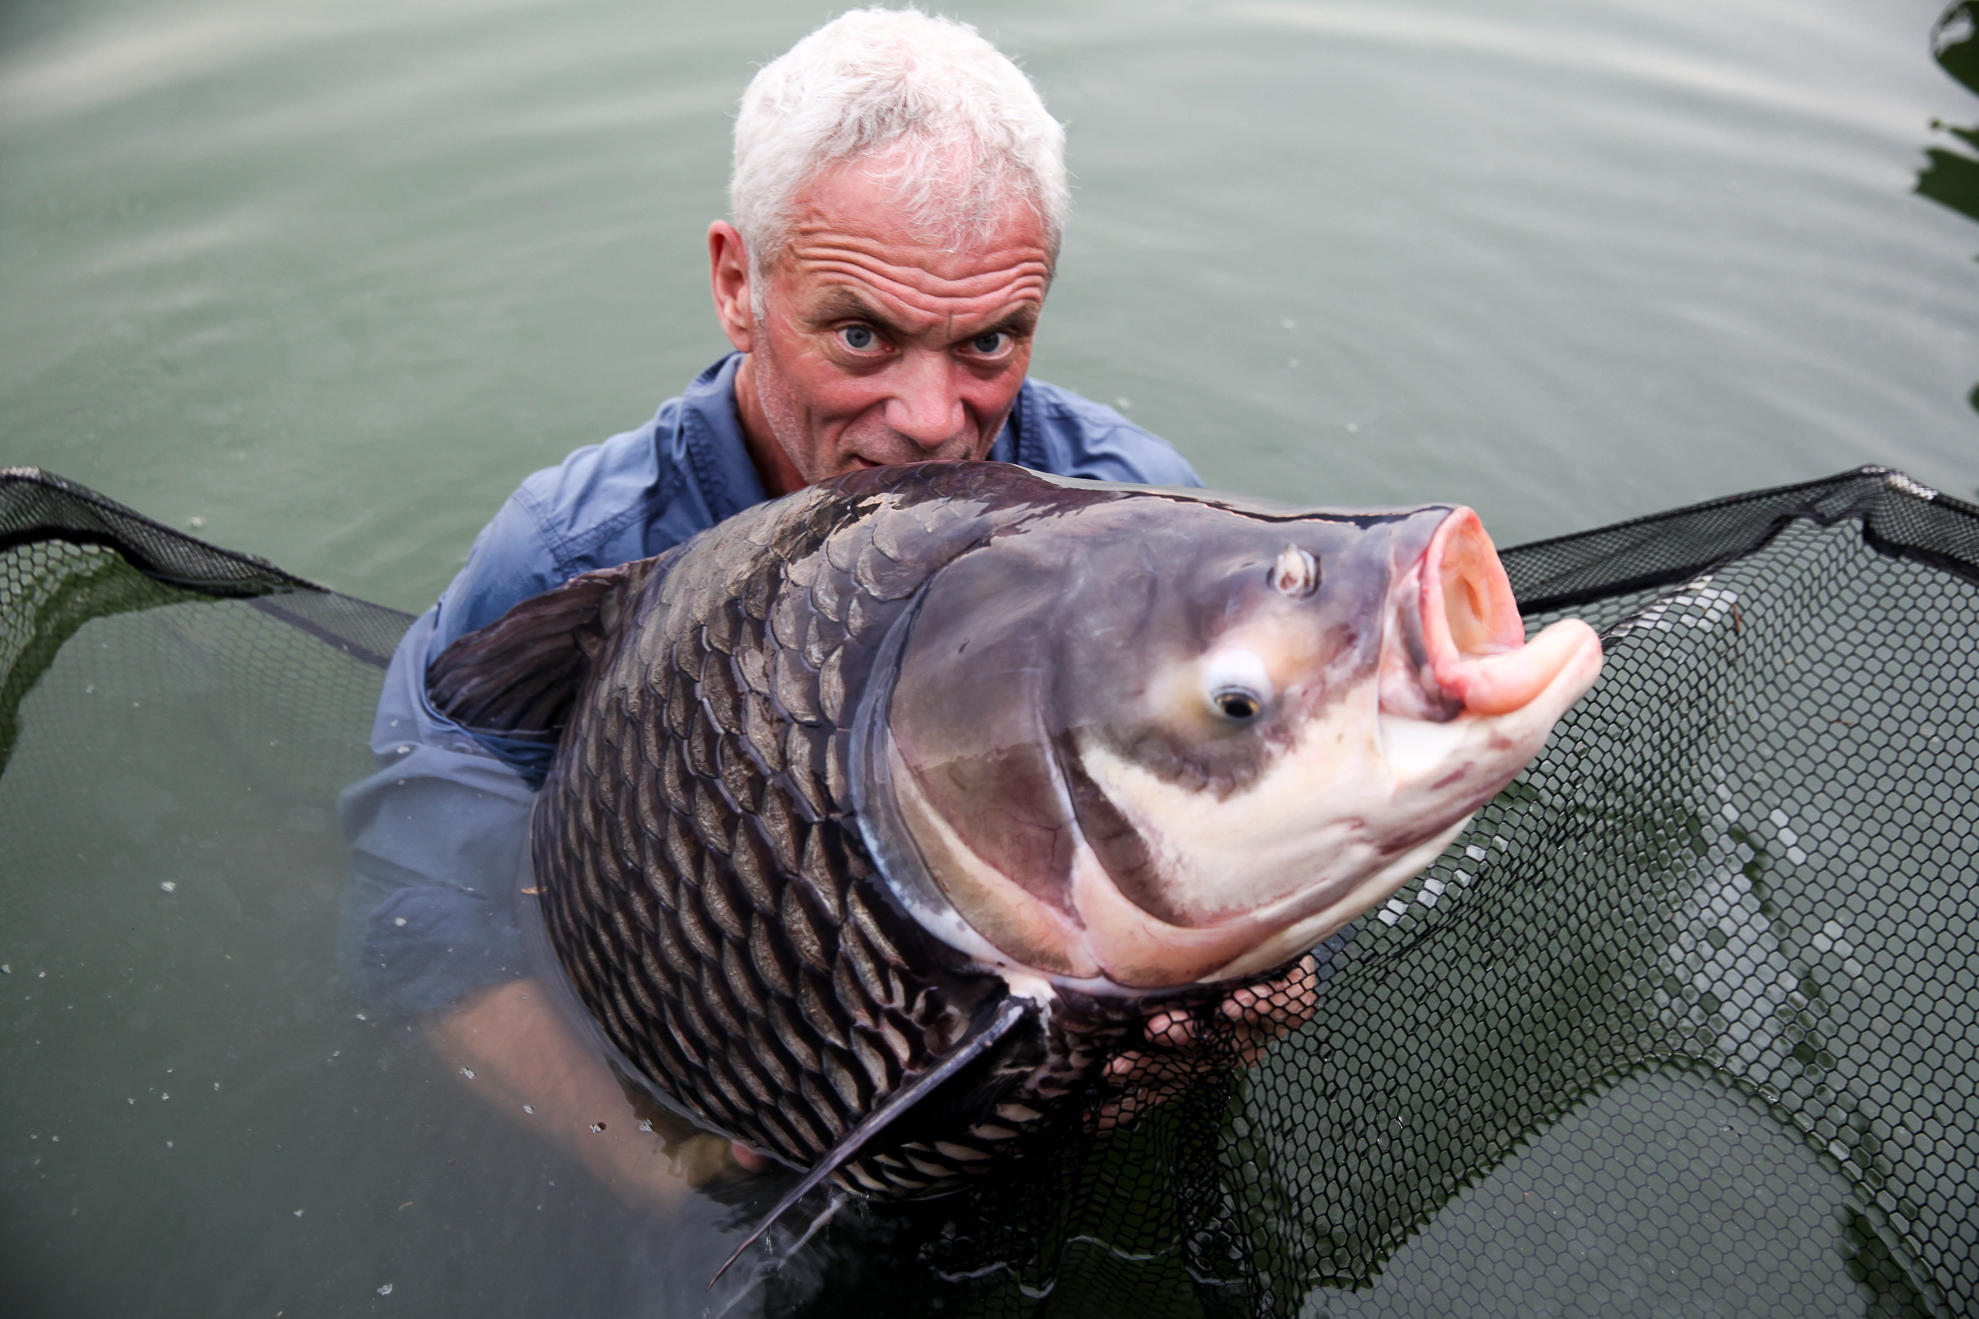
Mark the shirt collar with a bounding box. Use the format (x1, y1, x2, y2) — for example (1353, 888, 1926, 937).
(989, 395, 1023, 465)
(678, 352, 769, 521)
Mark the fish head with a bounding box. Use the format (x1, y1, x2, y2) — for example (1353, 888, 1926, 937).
(858, 487, 1603, 995)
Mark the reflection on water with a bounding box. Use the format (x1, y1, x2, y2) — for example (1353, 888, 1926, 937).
(1920, 1, 1979, 420)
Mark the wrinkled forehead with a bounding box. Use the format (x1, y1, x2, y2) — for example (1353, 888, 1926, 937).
(762, 151, 1056, 284)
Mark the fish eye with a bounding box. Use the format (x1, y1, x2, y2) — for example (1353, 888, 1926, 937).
(1202, 648, 1274, 724)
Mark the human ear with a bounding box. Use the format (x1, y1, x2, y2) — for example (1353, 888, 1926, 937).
(707, 221, 755, 353)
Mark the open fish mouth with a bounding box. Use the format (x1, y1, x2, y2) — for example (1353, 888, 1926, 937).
(1374, 508, 1604, 784)
(1415, 509, 1600, 719)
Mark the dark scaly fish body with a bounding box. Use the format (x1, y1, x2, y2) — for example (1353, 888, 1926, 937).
(429, 461, 1602, 1206)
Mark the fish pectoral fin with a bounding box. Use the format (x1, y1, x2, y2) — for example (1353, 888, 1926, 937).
(708, 997, 1031, 1289)
(428, 558, 659, 740)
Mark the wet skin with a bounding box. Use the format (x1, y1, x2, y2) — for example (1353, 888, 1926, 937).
(707, 156, 1054, 495)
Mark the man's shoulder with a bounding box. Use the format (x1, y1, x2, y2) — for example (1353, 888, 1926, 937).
(504, 356, 761, 573)
(1015, 378, 1202, 488)
(506, 406, 684, 561)
(428, 358, 760, 654)
(427, 411, 686, 660)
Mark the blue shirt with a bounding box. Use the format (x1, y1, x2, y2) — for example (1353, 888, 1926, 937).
(339, 353, 1200, 1016)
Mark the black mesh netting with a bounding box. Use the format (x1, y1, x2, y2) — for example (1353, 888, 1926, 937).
(3, 464, 1975, 1318)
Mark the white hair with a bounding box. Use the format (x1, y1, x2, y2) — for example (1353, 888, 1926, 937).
(729, 7, 1069, 286)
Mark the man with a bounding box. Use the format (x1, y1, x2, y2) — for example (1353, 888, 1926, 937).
(421, 8, 1196, 682)
(342, 7, 1300, 1214)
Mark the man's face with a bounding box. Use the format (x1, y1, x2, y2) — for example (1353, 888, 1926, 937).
(711, 159, 1054, 496)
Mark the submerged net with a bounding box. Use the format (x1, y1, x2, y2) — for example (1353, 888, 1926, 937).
(2, 465, 1974, 1318)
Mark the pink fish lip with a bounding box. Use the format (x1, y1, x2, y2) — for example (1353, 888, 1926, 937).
(1408, 507, 1601, 719)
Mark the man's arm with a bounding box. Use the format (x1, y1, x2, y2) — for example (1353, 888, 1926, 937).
(426, 978, 758, 1212)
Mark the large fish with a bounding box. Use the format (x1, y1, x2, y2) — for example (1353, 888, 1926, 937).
(429, 460, 1601, 1261)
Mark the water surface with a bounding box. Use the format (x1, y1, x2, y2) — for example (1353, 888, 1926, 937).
(2, 0, 1973, 612)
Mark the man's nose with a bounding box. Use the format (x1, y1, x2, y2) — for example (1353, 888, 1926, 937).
(884, 352, 966, 450)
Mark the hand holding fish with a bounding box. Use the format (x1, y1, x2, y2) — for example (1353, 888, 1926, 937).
(1095, 953, 1323, 1130)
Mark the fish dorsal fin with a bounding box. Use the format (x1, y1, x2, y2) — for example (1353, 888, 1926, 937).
(427, 558, 656, 741)
(708, 997, 1031, 1289)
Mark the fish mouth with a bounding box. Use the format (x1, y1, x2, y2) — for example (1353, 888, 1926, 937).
(1396, 507, 1602, 724)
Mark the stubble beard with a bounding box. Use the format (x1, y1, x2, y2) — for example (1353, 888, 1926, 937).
(745, 317, 827, 490)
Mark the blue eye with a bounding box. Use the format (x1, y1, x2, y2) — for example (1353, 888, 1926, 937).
(971, 331, 1007, 355)
(841, 325, 877, 351)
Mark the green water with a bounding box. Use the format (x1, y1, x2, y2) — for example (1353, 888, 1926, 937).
(4, 2, 1976, 1316)
(3, 0, 1975, 614)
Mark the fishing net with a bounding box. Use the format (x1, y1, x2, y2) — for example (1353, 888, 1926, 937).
(2, 464, 1974, 1318)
